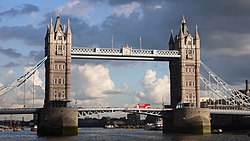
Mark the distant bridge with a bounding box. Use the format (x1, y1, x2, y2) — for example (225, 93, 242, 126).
(1, 107, 250, 118)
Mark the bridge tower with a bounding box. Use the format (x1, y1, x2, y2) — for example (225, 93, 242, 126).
(44, 16, 71, 107)
(169, 16, 200, 108)
(165, 17, 210, 134)
(38, 16, 78, 136)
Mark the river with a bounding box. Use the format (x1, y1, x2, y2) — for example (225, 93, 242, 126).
(0, 128, 250, 141)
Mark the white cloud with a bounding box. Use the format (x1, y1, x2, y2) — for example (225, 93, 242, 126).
(70, 64, 133, 107)
(141, 69, 156, 86)
(112, 2, 142, 18)
(56, 0, 94, 21)
(136, 69, 170, 106)
(153, 5, 162, 9)
(71, 64, 115, 101)
(56, 1, 144, 26)
(103, 83, 128, 94)
(0, 68, 45, 108)
(72, 64, 115, 99)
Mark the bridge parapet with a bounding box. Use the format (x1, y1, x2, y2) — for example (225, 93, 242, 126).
(0, 108, 39, 114)
(210, 109, 250, 115)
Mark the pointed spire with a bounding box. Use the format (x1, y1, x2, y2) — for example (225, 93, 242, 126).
(54, 16, 63, 32)
(195, 25, 200, 40)
(66, 18, 71, 34)
(169, 29, 174, 44)
(45, 25, 49, 39)
(63, 24, 66, 32)
(181, 15, 189, 37)
(49, 18, 54, 33)
(182, 15, 186, 24)
(179, 24, 184, 39)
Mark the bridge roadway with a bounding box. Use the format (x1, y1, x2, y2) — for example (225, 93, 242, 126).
(1, 107, 250, 118)
(71, 47, 181, 61)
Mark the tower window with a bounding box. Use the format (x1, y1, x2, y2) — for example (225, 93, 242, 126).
(58, 36, 62, 40)
(186, 49, 193, 59)
(188, 50, 192, 54)
(56, 45, 63, 55)
(58, 79, 61, 84)
(58, 45, 62, 50)
(54, 91, 57, 98)
(189, 81, 192, 86)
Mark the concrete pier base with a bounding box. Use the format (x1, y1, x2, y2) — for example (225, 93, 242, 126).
(37, 107, 78, 136)
(163, 108, 211, 134)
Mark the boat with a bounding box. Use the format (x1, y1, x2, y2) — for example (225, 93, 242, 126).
(13, 127, 22, 131)
(144, 118, 163, 131)
(144, 123, 163, 131)
(31, 125, 37, 132)
(13, 122, 22, 131)
(104, 124, 115, 129)
(212, 129, 222, 134)
(0, 128, 4, 132)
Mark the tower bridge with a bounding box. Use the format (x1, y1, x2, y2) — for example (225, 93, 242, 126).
(0, 16, 250, 135)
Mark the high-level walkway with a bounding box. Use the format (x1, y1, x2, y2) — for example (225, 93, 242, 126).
(71, 46, 180, 61)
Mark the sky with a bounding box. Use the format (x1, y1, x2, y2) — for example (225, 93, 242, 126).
(0, 0, 250, 111)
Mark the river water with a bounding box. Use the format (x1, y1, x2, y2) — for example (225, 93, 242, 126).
(0, 128, 250, 141)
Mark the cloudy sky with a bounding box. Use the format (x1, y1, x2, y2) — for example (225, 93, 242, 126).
(0, 0, 249, 110)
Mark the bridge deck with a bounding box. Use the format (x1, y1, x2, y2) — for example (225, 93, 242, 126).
(71, 47, 180, 61)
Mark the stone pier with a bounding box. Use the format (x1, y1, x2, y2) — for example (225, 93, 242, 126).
(164, 108, 211, 134)
(37, 107, 78, 136)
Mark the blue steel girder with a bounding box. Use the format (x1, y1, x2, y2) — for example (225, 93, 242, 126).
(77, 107, 171, 119)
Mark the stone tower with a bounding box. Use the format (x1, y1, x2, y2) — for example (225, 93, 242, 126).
(44, 16, 72, 107)
(169, 16, 200, 108)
